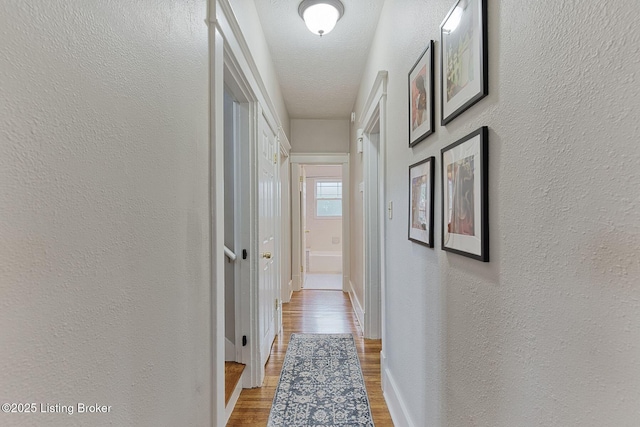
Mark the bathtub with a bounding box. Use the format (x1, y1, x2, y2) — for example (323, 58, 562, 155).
(307, 250, 342, 274)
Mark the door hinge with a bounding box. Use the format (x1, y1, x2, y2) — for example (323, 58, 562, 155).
(301, 265, 303, 273)
(275, 299, 279, 310)
(299, 176, 304, 182)
(273, 154, 277, 164)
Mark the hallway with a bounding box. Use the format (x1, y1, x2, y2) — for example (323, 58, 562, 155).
(3, 1, 639, 426)
(227, 290, 393, 426)
(303, 273, 343, 290)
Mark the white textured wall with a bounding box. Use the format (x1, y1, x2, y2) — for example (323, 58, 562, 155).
(352, 0, 640, 425)
(291, 119, 349, 153)
(0, 1, 211, 426)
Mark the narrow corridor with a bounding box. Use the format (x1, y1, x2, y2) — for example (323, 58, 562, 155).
(227, 290, 393, 426)
(303, 274, 343, 290)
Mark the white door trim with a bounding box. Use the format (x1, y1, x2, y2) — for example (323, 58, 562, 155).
(291, 163, 302, 292)
(290, 154, 350, 292)
(221, 41, 260, 389)
(360, 71, 388, 340)
(208, 13, 226, 426)
(290, 153, 349, 164)
(213, 0, 290, 394)
(278, 133, 292, 305)
(223, 52, 254, 371)
(215, 0, 284, 132)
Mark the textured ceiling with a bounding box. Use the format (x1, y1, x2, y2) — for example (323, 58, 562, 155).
(254, 0, 385, 119)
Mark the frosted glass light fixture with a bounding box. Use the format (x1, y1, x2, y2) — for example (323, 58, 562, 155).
(298, 0, 345, 37)
(442, 0, 468, 34)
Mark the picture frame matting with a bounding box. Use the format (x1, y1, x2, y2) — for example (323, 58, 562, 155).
(440, 0, 488, 125)
(409, 41, 435, 146)
(408, 156, 435, 247)
(441, 126, 488, 261)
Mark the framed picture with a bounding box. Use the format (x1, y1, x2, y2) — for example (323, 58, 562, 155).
(408, 156, 435, 247)
(440, 0, 488, 125)
(409, 41, 435, 146)
(441, 126, 488, 261)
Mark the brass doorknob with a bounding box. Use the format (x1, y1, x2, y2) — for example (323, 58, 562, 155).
(262, 252, 272, 259)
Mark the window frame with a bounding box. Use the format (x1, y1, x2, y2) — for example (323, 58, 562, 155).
(314, 179, 343, 219)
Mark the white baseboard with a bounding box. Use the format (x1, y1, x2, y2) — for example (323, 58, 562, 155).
(225, 368, 246, 424)
(381, 351, 415, 427)
(347, 281, 364, 335)
(292, 274, 301, 292)
(225, 338, 235, 361)
(281, 279, 292, 303)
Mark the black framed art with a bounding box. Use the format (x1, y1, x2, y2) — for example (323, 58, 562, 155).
(409, 41, 435, 146)
(408, 156, 435, 247)
(441, 126, 488, 261)
(440, 0, 488, 125)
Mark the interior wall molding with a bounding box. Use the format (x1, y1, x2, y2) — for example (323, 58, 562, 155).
(347, 281, 364, 335)
(359, 71, 388, 127)
(279, 127, 292, 153)
(359, 69, 388, 340)
(290, 153, 349, 164)
(381, 352, 416, 427)
(216, 0, 284, 133)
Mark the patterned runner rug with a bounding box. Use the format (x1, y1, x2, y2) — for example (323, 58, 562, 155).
(268, 333, 375, 426)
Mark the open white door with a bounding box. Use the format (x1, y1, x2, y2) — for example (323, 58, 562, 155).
(258, 109, 277, 370)
(300, 168, 307, 288)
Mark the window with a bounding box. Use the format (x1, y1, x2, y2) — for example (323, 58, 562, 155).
(316, 180, 342, 217)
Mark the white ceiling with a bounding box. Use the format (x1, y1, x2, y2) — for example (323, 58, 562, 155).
(254, 0, 385, 120)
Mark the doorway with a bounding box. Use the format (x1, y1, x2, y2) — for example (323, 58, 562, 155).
(291, 154, 350, 294)
(223, 87, 238, 362)
(222, 56, 258, 392)
(300, 164, 343, 290)
(360, 71, 388, 340)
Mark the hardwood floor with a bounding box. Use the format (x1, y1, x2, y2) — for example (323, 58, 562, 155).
(227, 290, 394, 426)
(225, 362, 245, 406)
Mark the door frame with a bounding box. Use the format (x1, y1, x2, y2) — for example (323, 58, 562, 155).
(277, 132, 292, 306)
(221, 48, 262, 389)
(359, 71, 388, 340)
(257, 105, 279, 377)
(222, 48, 254, 370)
(211, 0, 290, 408)
(208, 9, 226, 425)
(290, 154, 350, 293)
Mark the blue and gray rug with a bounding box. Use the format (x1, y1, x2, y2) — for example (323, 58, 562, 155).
(268, 333, 374, 426)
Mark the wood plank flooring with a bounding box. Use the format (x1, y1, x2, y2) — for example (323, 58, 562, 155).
(227, 290, 394, 426)
(225, 362, 245, 406)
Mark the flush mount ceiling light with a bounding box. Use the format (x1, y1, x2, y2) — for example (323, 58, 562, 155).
(442, 0, 469, 34)
(298, 0, 345, 37)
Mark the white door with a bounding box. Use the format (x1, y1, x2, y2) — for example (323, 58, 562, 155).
(300, 169, 307, 288)
(258, 110, 277, 368)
